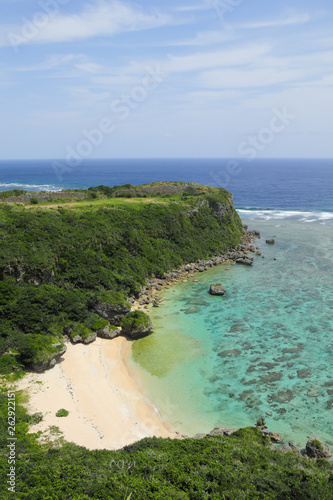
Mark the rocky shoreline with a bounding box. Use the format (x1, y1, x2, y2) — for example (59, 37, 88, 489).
(130, 227, 260, 311)
(191, 422, 332, 460)
(28, 227, 260, 370)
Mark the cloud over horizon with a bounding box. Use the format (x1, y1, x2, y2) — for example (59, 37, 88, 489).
(0, 0, 332, 159)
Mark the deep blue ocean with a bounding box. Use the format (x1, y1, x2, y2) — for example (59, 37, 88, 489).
(0, 158, 332, 212)
(1, 158, 332, 449)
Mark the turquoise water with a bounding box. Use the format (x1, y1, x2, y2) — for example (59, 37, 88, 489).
(131, 211, 333, 449)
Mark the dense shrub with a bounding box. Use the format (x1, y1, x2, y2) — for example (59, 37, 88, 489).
(120, 311, 152, 334)
(0, 184, 243, 369)
(0, 354, 23, 374)
(56, 409, 69, 417)
(0, 388, 332, 500)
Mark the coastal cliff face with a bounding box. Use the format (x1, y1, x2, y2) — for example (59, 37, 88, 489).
(0, 181, 244, 372)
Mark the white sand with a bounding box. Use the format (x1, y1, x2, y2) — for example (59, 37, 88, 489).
(17, 337, 178, 450)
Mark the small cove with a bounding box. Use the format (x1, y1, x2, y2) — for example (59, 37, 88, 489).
(130, 214, 333, 449)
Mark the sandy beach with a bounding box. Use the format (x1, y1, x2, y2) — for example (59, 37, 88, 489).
(16, 337, 178, 450)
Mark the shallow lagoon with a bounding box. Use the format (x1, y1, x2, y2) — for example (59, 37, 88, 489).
(131, 212, 333, 449)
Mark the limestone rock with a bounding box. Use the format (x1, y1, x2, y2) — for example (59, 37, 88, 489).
(153, 296, 165, 307)
(32, 343, 67, 373)
(185, 306, 199, 314)
(281, 442, 301, 455)
(209, 426, 234, 437)
(305, 434, 332, 459)
(218, 349, 241, 358)
(71, 332, 97, 344)
(268, 389, 294, 403)
(94, 302, 130, 324)
(71, 335, 82, 344)
(266, 239, 275, 244)
(83, 333, 97, 344)
(97, 325, 121, 339)
(236, 257, 254, 266)
(209, 284, 226, 296)
(307, 386, 320, 398)
(269, 432, 282, 443)
(120, 312, 154, 340)
(297, 369, 311, 379)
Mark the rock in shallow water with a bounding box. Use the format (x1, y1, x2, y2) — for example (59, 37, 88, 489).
(269, 432, 282, 442)
(307, 386, 320, 398)
(209, 284, 226, 296)
(236, 257, 254, 266)
(218, 349, 242, 358)
(185, 306, 200, 314)
(268, 389, 295, 404)
(305, 434, 332, 459)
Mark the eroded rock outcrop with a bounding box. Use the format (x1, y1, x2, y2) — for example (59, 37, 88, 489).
(209, 284, 226, 296)
(97, 325, 121, 339)
(71, 332, 97, 345)
(31, 342, 67, 373)
(120, 311, 154, 340)
(94, 302, 130, 325)
(305, 434, 332, 459)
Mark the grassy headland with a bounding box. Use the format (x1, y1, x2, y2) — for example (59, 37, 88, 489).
(0, 182, 244, 372)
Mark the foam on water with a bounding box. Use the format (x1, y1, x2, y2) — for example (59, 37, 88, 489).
(238, 209, 333, 224)
(131, 215, 333, 448)
(0, 182, 62, 192)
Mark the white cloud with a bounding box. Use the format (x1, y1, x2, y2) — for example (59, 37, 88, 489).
(172, 3, 210, 12)
(163, 29, 234, 47)
(163, 44, 271, 73)
(67, 87, 111, 107)
(13, 54, 93, 73)
(238, 13, 311, 30)
(74, 62, 101, 74)
(200, 67, 306, 89)
(0, 0, 173, 47)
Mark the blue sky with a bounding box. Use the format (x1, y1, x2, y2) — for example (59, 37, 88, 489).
(0, 0, 332, 159)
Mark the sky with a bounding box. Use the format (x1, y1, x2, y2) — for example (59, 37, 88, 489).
(0, 0, 332, 159)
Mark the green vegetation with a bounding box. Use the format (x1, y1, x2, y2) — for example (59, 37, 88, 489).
(120, 311, 152, 335)
(0, 385, 332, 499)
(0, 354, 23, 374)
(312, 439, 324, 450)
(29, 412, 43, 425)
(0, 183, 244, 371)
(0, 189, 27, 199)
(56, 409, 69, 418)
(0, 177, 331, 499)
